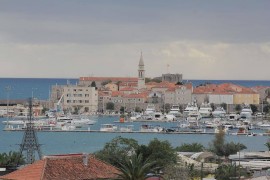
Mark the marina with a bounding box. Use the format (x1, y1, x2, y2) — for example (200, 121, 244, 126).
(1, 114, 270, 155)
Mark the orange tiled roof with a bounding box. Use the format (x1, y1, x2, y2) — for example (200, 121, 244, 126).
(111, 91, 124, 97)
(120, 87, 136, 91)
(193, 83, 257, 94)
(0, 154, 119, 180)
(80, 77, 138, 82)
(124, 93, 147, 99)
(152, 82, 176, 89)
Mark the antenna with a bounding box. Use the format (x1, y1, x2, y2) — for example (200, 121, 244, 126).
(166, 64, 170, 74)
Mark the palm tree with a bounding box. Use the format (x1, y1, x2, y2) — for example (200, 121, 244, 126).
(115, 153, 159, 180)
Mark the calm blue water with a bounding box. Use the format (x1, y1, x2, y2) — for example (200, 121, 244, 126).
(0, 78, 270, 100)
(0, 116, 269, 155)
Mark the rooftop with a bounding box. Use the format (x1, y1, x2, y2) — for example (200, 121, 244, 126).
(0, 153, 119, 180)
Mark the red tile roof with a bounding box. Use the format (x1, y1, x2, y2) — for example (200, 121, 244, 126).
(111, 91, 124, 97)
(124, 93, 147, 99)
(120, 87, 137, 91)
(193, 83, 257, 95)
(0, 154, 119, 180)
(80, 77, 138, 82)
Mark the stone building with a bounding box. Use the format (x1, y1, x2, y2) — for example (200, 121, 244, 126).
(162, 73, 182, 83)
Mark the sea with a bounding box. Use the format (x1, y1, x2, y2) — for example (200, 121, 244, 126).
(0, 78, 270, 156)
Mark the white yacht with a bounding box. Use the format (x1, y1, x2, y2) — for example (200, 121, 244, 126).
(140, 124, 163, 132)
(183, 102, 199, 117)
(168, 104, 181, 117)
(144, 104, 156, 115)
(186, 111, 202, 121)
(212, 107, 226, 118)
(100, 124, 117, 132)
(153, 112, 164, 121)
(142, 104, 156, 120)
(227, 112, 240, 121)
(199, 103, 213, 118)
(240, 104, 253, 120)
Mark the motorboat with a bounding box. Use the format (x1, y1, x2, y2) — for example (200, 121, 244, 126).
(183, 102, 199, 117)
(168, 104, 181, 117)
(212, 107, 226, 118)
(227, 112, 239, 121)
(144, 104, 156, 115)
(199, 103, 212, 118)
(164, 114, 176, 121)
(153, 112, 164, 121)
(119, 125, 134, 132)
(186, 111, 202, 121)
(240, 104, 252, 119)
(100, 124, 117, 132)
(140, 124, 163, 132)
(142, 104, 155, 120)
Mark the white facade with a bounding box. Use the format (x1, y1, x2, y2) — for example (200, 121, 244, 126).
(60, 85, 98, 113)
(209, 94, 234, 104)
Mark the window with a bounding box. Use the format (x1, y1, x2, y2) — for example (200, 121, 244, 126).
(85, 94, 89, 97)
(85, 100, 89, 103)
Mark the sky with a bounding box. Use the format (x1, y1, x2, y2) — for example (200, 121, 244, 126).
(0, 0, 270, 80)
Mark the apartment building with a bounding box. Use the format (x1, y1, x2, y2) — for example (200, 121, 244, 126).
(51, 84, 98, 113)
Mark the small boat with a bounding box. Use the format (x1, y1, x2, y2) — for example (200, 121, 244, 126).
(119, 125, 134, 132)
(100, 124, 117, 132)
(153, 112, 164, 121)
(140, 124, 163, 132)
(227, 113, 239, 121)
(164, 114, 176, 121)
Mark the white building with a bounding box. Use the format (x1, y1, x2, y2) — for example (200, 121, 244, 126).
(51, 85, 98, 113)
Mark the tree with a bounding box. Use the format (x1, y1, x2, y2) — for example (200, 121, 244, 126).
(106, 102, 115, 111)
(162, 165, 190, 180)
(221, 103, 227, 111)
(215, 164, 238, 180)
(250, 104, 258, 114)
(209, 130, 246, 159)
(120, 106, 125, 114)
(90, 81, 96, 87)
(263, 104, 270, 114)
(101, 80, 112, 86)
(175, 143, 204, 152)
(115, 153, 159, 180)
(235, 104, 242, 113)
(95, 136, 139, 167)
(164, 103, 171, 114)
(137, 138, 177, 169)
(135, 106, 141, 113)
(0, 151, 25, 168)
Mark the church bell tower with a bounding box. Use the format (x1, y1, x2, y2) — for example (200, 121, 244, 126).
(138, 52, 145, 90)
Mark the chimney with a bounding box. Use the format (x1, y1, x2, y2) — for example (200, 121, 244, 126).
(82, 153, 89, 166)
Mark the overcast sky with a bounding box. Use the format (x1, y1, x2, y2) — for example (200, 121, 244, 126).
(0, 0, 270, 80)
